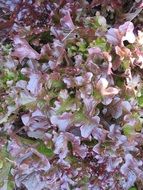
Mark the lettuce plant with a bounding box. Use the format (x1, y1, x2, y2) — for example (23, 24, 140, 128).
(0, 0, 143, 189)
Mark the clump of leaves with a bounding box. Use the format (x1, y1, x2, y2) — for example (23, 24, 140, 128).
(0, 0, 143, 190)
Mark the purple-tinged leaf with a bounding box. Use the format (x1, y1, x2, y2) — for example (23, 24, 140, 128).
(92, 127, 107, 142)
(21, 109, 50, 139)
(83, 97, 97, 116)
(122, 170, 137, 190)
(80, 116, 100, 138)
(12, 148, 50, 190)
(60, 11, 75, 31)
(12, 36, 40, 61)
(63, 77, 74, 88)
(74, 76, 84, 86)
(119, 21, 135, 44)
(106, 28, 120, 45)
(16, 91, 37, 106)
(7, 140, 21, 157)
(27, 73, 42, 96)
(96, 77, 119, 97)
(106, 157, 122, 172)
(88, 47, 102, 56)
(50, 112, 72, 131)
(115, 46, 131, 59)
(80, 123, 95, 138)
(16, 173, 46, 190)
(54, 133, 68, 159)
(108, 98, 132, 119)
(66, 133, 87, 159)
(106, 21, 135, 45)
(16, 80, 27, 89)
(120, 153, 143, 176)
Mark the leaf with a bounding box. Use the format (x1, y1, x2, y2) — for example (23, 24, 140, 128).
(3, 69, 15, 82)
(137, 95, 143, 107)
(77, 41, 87, 53)
(40, 31, 53, 44)
(93, 90, 102, 100)
(82, 139, 98, 147)
(27, 73, 42, 96)
(0, 147, 13, 188)
(122, 124, 134, 136)
(50, 112, 72, 131)
(57, 97, 75, 114)
(37, 142, 54, 157)
(67, 155, 78, 165)
(80, 123, 95, 138)
(129, 187, 137, 190)
(80, 116, 100, 138)
(12, 36, 40, 61)
(96, 77, 119, 97)
(60, 11, 75, 31)
(73, 110, 87, 123)
(106, 21, 135, 45)
(0, 160, 3, 169)
(66, 132, 87, 159)
(90, 17, 101, 30)
(90, 37, 110, 51)
(54, 133, 68, 159)
(119, 22, 135, 43)
(106, 28, 120, 45)
(7, 180, 15, 190)
(51, 80, 65, 90)
(78, 176, 89, 186)
(17, 91, 37, 106)
(134, 120, 142, 132)
(18, 136, 35, 145)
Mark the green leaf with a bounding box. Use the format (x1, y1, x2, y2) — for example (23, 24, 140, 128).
(115, 76, 124, 88)
(67, 155, 78, 164)
(91, 17, 101, 29)
(0, 147, 13, 188)
(0, 114, 9, 124)
(69, 46, 78, 52)
(122, 124, 134, 136)
(129, 187, 137, 190)
(17, 72, 26, 80)
(134, 120, 142, 132)
(0, 160, 3, 169)
(7, 180, 15, 190)
(37, 99, 47, 109)
(83, 139, 98, 147)
(19, 136, 35, 145)
(40, 31, 53, 44)
(76, 41, 88, 53)
(90, 38, 110, 51)
(37, 142, 54, 157)
(101, 141, 112, 148)
(2, 44, 12, 55)
(51, 80, 65, 90)
(138, 95, 143, 107)
(73, 110, 87, 123)
(93, 90, 102, 100)
(78, 176, 89, 187)
(122, 59, 130, 70)
(57, 97, 75, 114)
(3, 69, 15, 82)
